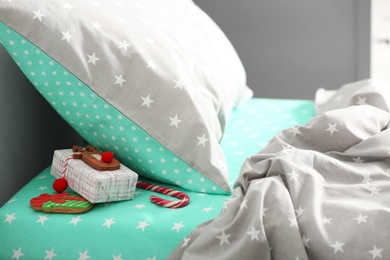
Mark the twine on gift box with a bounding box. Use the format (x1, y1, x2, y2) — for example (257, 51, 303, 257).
(52, 155, 73, 193)
(61, 156, 73, 178)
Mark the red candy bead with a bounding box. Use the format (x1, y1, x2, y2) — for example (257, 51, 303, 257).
(101, 151, 114, 163)
(53, 178, 68, 193)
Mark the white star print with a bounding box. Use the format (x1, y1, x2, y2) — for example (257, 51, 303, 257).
(173, 79, 184, 90)
(7, 198, 17, 203)
(36, 214, 50, 225)
(302, 235, 310, 248)
(330, 241, 345, 254)
(136, 220, 150, 232)
(362, 173, 372, 183)
(197, 133, 209, 147)
(240, 199, 248, 210)
(169, 115, 182, 128)
(4, 213, 16, 224)
(222, 199, 233, 211)
(182, 237, 191, 247)
(147, 256, 156, 260)
(114, 74, 126, 87)
(69, 216, 82, 227)
(287, 171, 299, 182)
(325, 123, 338, 135)
(171, 221, 185, 233)
(368, 186, 381, 195)
(102, 218, 116, 229)
(144, 36, 154, 44)
(12, 247, 24, 260)
(117, 40, 130, 51)
(134, 204, 146, 209)
(246, 226, 261, 241)
(353, 157, 364, 163)
(38, 175, 48, 179)
(216, 230, 231, 245)
(44, 248, 57, 260)
(201, 206, 214, 212)
(356, 96, 367, 105)
(295, 206, 304, 218)
(262, 207, 269, 217)
(78, 249, 91, 260)
(112, 253, 123, 260)
(280, 144, 293, 154)
(141, 95, 154, 108)
(91, 20, 102, 30)
(63, 2, 74, 10)
(38, 186, 48, 191)
(354, 214, 368, 224)
(146, 60, 157, 71)
(33, 9, 45, 21)
(289, 217, 298, 228)
(61, 30, 73, 43)
(321, 216, 332, 225)
(368, 245, 383, 259)
(87, 52, 100, 65)
(289, 126, 301, 136)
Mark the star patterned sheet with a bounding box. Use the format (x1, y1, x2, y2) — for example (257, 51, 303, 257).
(0, 98, 314, 260)
(169, 80, 390, 260)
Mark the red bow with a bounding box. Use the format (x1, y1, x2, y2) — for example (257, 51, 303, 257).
(30, 192, 86, 207)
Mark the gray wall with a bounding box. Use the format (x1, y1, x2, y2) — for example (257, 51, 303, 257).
(0, 46, 83, 206)
(194, 0, 371, 99)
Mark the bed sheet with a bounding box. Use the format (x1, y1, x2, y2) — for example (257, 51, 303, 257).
(0, 98, 314, 260)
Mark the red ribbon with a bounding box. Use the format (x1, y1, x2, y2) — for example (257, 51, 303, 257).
(30, 192, 86, 207)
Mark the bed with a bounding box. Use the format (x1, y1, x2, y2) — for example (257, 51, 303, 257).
(0, 97, 314, 259)
(1, 1, 390, 260)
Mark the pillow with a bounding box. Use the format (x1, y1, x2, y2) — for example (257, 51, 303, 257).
(0, 0, 252, 194)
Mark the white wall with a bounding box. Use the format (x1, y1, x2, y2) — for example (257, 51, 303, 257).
(194, 0, 371, 99)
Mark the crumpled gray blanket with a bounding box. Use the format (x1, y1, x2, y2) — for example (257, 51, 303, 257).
(169, 80, 390, 260)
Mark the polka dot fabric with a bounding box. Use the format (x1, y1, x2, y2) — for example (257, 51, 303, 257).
(0, 23, 228, 194)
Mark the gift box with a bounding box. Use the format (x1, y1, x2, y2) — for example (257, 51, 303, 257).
(51, 149, 138, 203)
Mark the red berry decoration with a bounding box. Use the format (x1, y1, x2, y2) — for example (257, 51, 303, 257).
(53, 178, 68, 193)
(101, 151, 114, 163)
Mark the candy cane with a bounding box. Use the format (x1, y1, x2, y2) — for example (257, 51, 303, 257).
(136, 181, 190, 208)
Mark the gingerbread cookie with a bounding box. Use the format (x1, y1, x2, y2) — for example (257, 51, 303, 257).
(30, 192, 93, 214)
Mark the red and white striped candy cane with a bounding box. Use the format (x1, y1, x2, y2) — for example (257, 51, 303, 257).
(136, 181, 190, 208)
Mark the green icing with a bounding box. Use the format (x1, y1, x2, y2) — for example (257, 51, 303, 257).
(42, 193, 92, 210)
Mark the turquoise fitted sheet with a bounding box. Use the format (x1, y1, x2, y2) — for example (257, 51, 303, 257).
(0, 98, 314, 259)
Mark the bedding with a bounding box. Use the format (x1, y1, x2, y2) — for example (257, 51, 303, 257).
(169, 80, 390, 260)
(0, 98, 315, 259)
(0, 0, 253, 194)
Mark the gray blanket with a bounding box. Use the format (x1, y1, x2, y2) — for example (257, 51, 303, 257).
(169, 80, 390, 259)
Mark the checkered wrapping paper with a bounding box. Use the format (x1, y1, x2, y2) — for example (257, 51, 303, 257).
(51, 149, 138, 203)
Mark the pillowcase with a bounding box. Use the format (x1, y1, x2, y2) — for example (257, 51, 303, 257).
(0, 0, 252, 194)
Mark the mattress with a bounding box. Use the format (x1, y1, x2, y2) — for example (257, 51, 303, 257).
(0, 98, 314, 259)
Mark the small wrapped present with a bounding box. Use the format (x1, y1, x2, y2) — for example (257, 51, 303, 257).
(51, 149, 138, 203)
